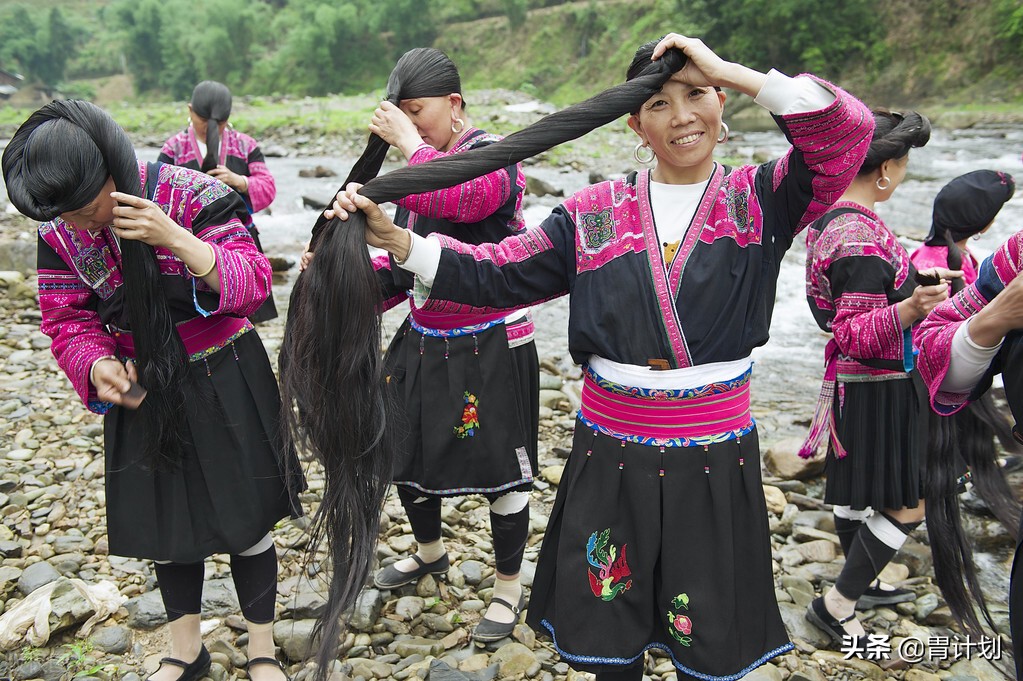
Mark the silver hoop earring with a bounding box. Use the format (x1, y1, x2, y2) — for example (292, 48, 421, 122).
(634, 142, 655, 165)
(717, 122, 729, 144)
(451, 118, 465, 134)
(972, 232, 984, 241)
(876, 176, 891, 190)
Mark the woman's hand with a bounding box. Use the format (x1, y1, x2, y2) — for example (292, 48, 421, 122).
(899, 269, 953, 327)
(92, 358, 147, 409)
(110, 192, 182, 249)
(299, 249, 314, 271)
(369, 101, 423, 158)
(323, 183, 411, 256)
(207, 165, 249, 193)
(969, 273, 1023, 346)
(651, 33, 767, 97)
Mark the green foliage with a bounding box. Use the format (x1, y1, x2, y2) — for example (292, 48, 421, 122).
(692, 0, 883, 79)
(0, 5, 79, 87)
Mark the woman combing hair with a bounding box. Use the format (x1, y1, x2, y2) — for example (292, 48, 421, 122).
(2, 100, 303, 681)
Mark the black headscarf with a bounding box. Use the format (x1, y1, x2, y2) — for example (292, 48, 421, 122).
(190, 80, 233, 172)
(925, 169, 1016, 245)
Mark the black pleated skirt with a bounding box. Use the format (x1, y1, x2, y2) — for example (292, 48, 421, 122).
(526, 422, 792, 679)
(825, 372, 928, 511)
(385, 318, 539, 496)
(103, 329, 303, 563)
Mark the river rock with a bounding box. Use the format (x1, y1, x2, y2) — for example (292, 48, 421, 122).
(273, 619, 320, 661)
(394, 636, 445, 657)
(17, 559, 60, 595)
(765, 438, 826, 480)
(743, 663, 783, 681)
(124, 590, 169, 629)
(91, 624, 133, 654)
(762, 485, 787, 515)
(778, 601, 831, 648)
(525, 177, 563, 198)
(395, 595, 425, 620)
(489, 642, 537, 676)
(48, 577, 96, 634)
(201, 578, 240, 615)
(283, 582, 328, 619)
(298, 165, 336, 178)
(348, 588, 382, 631)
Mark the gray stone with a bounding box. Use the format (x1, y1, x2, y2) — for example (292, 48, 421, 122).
(125, 590, 169, 629)
(525, 177, 564, 199)
(914, 593, 940, 620)
(459, 560, 485, 586)
(49, 578, 97, 634)
(394, 636, 445, 657)
(284, 583, 328, 619)
(51, 534, 94, 554)
(17, 560, 60, 595)
(489, 642, 537, 677)
(14, 661, 43, 681)
(421, 612, 454, 633)
(202, 578, 240, 615)
(777, 601, 831, 648)
(538, 373, 563, 391)
(395, 596, 425, 620)
(742, 663, 783, 681)
(91, 625, 133, 654)
(348, 588, 382, 632)
(40, 660, 65, 681)
(273, 619, 320, 661)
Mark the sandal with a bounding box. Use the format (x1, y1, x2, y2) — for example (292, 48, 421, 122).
(146, 646, 211, 681)
(472, 591, 527, 643)
(373, 553, 450, 590)
(246, 657, 290, 681)
(805, 597, 865, 647)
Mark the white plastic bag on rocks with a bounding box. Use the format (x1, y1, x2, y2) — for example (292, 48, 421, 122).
(0, 577, 126, 649)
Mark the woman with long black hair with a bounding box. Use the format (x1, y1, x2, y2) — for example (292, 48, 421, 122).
(917, 225, 1023, 679)
(799, 110, 966, 643)
(309, 32, 872, 681)
(2, 101, 302, 681)
(291, 47, 538, 644)
(159, 80, 279, 322)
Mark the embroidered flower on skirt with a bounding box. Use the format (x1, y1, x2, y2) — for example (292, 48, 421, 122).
(586, 528, 633, 601)
(666, 592, 694, 646)
(453, 391, 480, 439)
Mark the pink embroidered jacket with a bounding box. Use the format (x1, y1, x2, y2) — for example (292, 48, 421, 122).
(37, 162, 272, 413)
(377, 127, 529, 335)
(409, 77, 871, 368)
(159, 126, 276, 216)
(801, 203, 919, 457)
(916, 229, 1023, 415)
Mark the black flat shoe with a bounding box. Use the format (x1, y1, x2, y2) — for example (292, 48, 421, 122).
(247, 657, 290, 681)
(147, 646, 211, 681)
(472, 591, 527, 643)
(856, 582, 916, 610)
(805, 597, 864, 647)
(372, 553, 450, 589)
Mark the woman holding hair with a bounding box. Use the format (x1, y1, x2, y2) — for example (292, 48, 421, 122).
(159, 80, 278, 322)
(320, 32, 872, 681)
(292, 47, 537, 644)
(3, 101, 301, 681)
(916, 222, 1023, 679)
(800, 110, 963, 643)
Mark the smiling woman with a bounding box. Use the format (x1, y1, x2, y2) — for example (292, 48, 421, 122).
(2, 100, 303, 681)
(323, 32, 873, 681)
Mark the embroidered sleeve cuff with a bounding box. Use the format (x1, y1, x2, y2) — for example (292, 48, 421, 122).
(754, 69, 836, 116)
(397, 232, 442, 287)
(941, 320, 1001, 393)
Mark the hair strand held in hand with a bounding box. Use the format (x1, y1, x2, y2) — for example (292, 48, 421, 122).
(279, 42, 687, 679)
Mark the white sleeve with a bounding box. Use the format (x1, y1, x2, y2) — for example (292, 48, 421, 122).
(396, 231, 442, 288)
(753, 69, 836, 116)
(940, 319, 1004, 393)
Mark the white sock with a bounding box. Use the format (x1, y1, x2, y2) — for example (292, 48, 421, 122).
(395, 538, 446, 573)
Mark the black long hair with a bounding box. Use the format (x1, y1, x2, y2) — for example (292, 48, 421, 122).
(923, 171, 1021, 634)
(280, 41, 687, 678)
(2, 100, 191, 469)
(190, 80, 232, 172)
